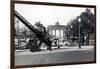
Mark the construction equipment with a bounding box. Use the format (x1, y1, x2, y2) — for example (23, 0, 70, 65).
(14, 10, 52, 51)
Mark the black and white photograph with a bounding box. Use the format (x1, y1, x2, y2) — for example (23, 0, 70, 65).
(11, 1, 96, 68)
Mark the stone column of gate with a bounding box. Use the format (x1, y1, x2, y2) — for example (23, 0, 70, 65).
(51, 30, 53, 35)
(59, 29, 61, 39)
(48, 29, 50, 35)
(63, 30, 65, 39)
(55, 29, 56, 39)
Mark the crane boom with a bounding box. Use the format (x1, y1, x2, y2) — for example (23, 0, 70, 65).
(14, 10, 52, 50)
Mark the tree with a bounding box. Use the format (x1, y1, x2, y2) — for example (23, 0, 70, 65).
(34, 21, 47, 37)
(65, 8, 95, 44)
(80, 8, 94, 34)
(34, 21, 49, 50)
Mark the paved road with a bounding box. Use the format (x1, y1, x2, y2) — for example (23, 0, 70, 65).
(15, 46, 95, 66)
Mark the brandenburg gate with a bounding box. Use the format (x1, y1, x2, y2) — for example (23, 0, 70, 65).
(47, 21, 66, 39)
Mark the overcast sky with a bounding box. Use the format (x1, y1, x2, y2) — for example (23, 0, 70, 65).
(15, 4, 94, 27)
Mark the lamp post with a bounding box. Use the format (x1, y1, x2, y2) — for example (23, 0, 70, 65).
(78, 18, 81, 49)
(71, 25, 73, 43)
(16, 20, 20, 49)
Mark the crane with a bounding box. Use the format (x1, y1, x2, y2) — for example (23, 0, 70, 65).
(14, 10, 52, 51)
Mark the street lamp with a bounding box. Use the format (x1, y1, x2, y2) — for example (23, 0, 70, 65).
(71, 25, 73, 29)
(78, 17, 81, 49)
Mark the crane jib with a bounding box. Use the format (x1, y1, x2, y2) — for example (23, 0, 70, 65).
(14, 10, 52, 50)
